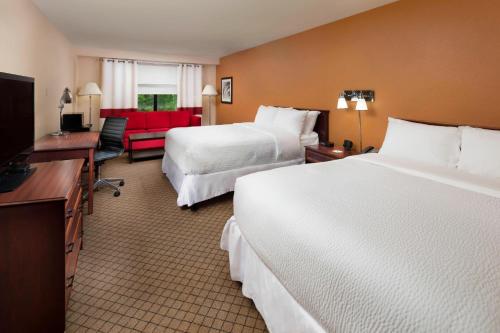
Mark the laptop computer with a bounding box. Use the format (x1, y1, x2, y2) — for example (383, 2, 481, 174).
(62, 113, 90, 132)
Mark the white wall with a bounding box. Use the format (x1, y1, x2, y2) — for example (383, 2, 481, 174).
(0, 0, 75, 138)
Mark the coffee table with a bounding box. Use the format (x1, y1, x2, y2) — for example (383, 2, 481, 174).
(128, 131, 166, 163)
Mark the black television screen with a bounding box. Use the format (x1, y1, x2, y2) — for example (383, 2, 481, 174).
(0, 72, 35, 170)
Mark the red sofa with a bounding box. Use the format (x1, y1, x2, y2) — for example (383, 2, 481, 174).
(101, 110, 201, 151)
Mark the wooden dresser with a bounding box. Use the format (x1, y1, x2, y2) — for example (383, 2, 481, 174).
(0, 159, 84, 333)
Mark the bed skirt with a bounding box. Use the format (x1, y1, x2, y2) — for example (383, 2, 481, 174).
(221, 217, 326, 333)
(162, 153, 304, 207)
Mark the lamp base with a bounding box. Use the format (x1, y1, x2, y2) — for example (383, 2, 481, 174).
(50, 130, 69, 136)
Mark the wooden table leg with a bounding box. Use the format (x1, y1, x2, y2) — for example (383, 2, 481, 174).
(128, 138, 133, 163)
(87, 148, 94, 215)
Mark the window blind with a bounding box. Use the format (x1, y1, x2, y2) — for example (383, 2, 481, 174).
(137, 63, 177, 94)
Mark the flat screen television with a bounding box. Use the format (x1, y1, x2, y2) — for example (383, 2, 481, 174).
(0, 72, 35, 192)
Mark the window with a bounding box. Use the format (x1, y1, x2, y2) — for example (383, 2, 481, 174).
(137, 63, 177, 111)
(138, 94, 177, 111)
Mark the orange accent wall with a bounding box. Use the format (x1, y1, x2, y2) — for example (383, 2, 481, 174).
(216, 0, 500, 149)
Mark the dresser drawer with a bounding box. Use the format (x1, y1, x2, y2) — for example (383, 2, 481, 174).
(66, 177, 82, 215)
(65, 235, 82, 309)
(306, 149, 333, 163)
(65, 187, 82, 241)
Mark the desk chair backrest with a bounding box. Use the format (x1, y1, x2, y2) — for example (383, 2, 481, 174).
(100, 117, 127, 151)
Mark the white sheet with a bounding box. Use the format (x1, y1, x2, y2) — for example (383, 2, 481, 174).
(162, 153, 303, 206)
(164, 123, 302, 175)
(221, 217, 326, 333)
(228, 154, 500, 332)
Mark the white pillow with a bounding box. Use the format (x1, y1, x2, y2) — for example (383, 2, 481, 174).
(379, 117, 461, 168)
(303, 111, 320, 135)
(458, 126, 500, 178)
(273, 109, 307, 136)
(254, 105, 278, 125)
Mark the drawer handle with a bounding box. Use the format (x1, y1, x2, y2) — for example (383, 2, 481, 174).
(66, 208, 73, 219)
(65, 242, 74, 255)
(66, 275, 74, 288)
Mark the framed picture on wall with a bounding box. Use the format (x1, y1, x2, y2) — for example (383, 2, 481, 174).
(221, 77, 232, 104)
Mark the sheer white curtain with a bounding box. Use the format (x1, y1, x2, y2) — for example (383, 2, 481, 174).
(177, 64, 202, 108)
(101, 59, 138, 109)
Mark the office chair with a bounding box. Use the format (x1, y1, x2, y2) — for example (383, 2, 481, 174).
(94, 117, 128, 197)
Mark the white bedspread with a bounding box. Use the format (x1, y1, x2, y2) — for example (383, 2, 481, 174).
(164, 123, 301, 175)
(233, 154, 500, 332)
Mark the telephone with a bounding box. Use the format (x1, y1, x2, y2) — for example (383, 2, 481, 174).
(320, 141, 334, 148)
(361, 146, 376, 154)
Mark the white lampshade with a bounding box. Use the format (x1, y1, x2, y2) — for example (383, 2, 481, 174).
(337, 96, 348, 109)
(355, 97, 368, 111)
(78, 82, 102, 96)
(202, 84, 218, 96)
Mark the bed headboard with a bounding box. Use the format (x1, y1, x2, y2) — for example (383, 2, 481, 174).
(275, 106, 330, 145)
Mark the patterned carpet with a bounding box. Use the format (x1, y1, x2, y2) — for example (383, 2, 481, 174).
(66, 156, 267, 333)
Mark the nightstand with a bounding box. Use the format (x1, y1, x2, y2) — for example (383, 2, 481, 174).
(305, 145, 357, 163)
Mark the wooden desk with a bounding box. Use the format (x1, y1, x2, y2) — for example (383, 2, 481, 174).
(29, 132, 99, 214)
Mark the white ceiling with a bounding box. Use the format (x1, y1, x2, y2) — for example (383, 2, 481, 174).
(32, 0, 397, 59)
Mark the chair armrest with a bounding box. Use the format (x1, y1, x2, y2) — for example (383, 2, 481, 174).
(190, 115, 202, 126)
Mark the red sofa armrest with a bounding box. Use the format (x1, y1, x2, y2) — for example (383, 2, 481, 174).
(190, 115, 202, 126)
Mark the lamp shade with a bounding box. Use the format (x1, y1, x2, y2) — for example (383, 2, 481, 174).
(78, 82, 102, 96)
(61, 87, 72, 104)
(202, 84, 218, 96)
(337, 95, 348, 109)
(355, 97, 368, 111)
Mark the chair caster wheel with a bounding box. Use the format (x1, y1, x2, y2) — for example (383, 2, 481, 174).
(119, 180, 125, 186)
(114, 191, 121, 197)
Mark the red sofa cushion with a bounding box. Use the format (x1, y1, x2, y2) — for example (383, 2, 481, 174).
(146, 112, 170, 130)
(126, 112, 146, 130)
(190, 115, 202, 126)
(170, 111, 190, 127)
(130, 139, 165, 151)
(147, 128, 170, 134)
(123, 129, 144, 150)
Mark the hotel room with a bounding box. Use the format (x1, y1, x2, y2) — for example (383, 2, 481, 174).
(0, 0, 499, 332)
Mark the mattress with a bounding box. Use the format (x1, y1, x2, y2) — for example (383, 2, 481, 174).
(164, 123, 302, 175)
(230, 154, 500, 332)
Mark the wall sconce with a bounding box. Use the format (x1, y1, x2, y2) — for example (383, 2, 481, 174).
(336, 90, 375, 152)
(337, 92, 348, 109)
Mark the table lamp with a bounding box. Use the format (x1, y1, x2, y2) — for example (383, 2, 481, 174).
(52, 87, 72, 136)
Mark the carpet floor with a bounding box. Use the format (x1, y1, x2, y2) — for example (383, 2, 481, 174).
(66, 156, 267, 333)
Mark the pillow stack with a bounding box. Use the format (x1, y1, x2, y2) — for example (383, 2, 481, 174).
(457, 126, 500, 179)
(254, 105, 320, 136)
(379, 118, 461, 168)
(379, 117, 500, 179)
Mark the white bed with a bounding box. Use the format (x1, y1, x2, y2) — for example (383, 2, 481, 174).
(162, 107, 329, 207)
(221, 153, 500, 333)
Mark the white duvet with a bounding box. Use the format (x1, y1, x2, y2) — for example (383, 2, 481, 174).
(164, 123, 302, 175)
(233, 154, 500, 332)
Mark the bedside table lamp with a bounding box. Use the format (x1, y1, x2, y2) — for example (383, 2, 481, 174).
(202, 84, 218, 125)
(52, 87, 72, 136)
(78, 82, 102, 128)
